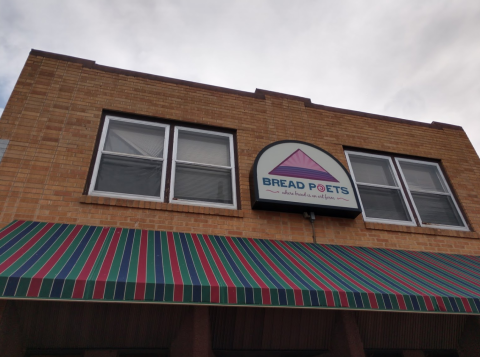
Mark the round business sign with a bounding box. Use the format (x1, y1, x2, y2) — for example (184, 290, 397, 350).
(251, 141, 361, 218)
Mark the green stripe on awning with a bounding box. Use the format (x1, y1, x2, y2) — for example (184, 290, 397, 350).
(1, 220, 480, 314)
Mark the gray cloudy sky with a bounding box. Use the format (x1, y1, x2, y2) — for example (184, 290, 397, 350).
(1, 1, 479, 155)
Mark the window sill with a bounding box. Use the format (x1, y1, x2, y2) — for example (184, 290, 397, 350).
(79, 195, 244, 218)
(364, 221, 479, 239)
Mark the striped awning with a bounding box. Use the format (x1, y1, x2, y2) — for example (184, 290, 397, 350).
(1, 220, 480, 314)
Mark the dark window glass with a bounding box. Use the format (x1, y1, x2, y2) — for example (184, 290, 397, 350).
(95, 155, 162, 197)
(411, 193, 463, 226)
(358, 186, 410, 221)
(174, 164, 233, 204)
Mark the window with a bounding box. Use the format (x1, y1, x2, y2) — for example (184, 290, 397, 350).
(91, 117, 169, 201)
(345, 151, 468, 231)
(89, 115, 237, 209)
(0, 139, 9, 163)
(171, 127, 235, 206)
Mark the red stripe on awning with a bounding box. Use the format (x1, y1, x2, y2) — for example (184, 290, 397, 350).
(93, 228, 122, 299)
(192, 234, 220, 303)
(202, 234, 238, 304)
(134, 230, 148, 301)
(72, 227, 109, 299)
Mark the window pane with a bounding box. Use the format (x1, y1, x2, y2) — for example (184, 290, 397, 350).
(174, 164, 233, 204)
(95, 155, 162, 197)
(105, 120, 165, 158)
(349, 155, 396, 186)
(411, 193, 463, 227)
(399, 161, 446, 192)
(358, 186, 411, 221)
(177, 131, 230, 166)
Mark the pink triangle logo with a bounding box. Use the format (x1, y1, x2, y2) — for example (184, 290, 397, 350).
(268, 149, 339, 182)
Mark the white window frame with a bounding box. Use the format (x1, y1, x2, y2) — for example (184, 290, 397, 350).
(169, 126, 237, 210)
(345, 151, 417, 226)
(395, 158, 468, 231)
(88, 115, 170, 202)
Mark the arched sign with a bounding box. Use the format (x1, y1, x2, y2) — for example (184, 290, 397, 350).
(251, 141, 361, 218)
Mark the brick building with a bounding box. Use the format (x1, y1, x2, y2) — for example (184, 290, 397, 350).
(0, 49, 479, 356)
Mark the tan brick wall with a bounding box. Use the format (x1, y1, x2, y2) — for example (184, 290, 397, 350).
(1, 53, 480, 254)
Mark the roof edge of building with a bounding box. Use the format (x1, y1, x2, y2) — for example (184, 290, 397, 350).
(29, 49, 463, 132)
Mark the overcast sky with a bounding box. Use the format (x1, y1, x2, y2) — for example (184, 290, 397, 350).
(1, 1, 479, 155)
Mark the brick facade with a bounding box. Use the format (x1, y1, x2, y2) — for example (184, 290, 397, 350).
(1, 50, 479, 255)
